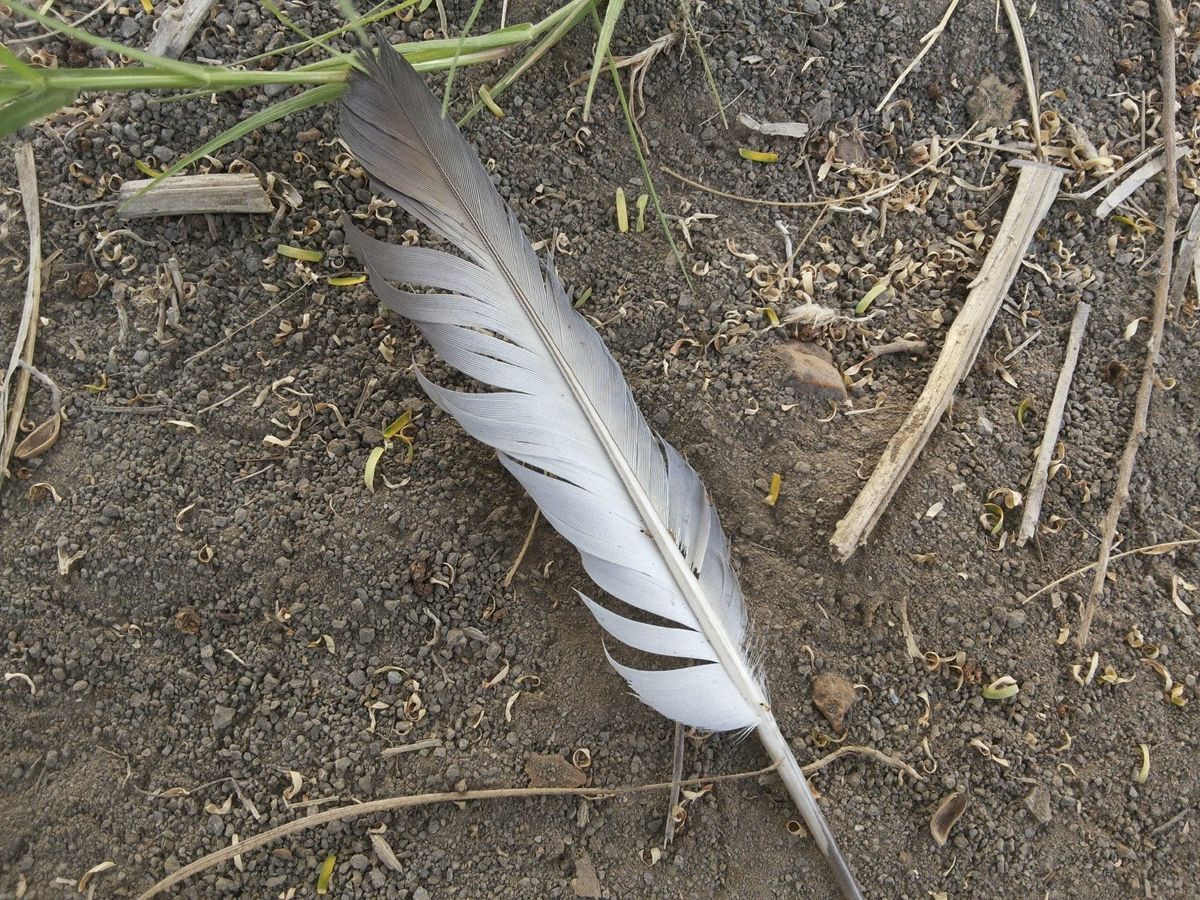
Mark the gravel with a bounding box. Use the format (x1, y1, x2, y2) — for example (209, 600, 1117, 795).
(2, 0, 1199, 898)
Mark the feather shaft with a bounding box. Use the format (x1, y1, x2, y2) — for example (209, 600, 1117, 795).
(340, 38, 864, 900)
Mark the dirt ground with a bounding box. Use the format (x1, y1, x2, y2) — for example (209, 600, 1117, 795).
(2, 0, 1199, 897)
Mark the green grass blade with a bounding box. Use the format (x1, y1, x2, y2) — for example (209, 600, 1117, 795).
(441, 0, 487, 117)
(124, 82, 344, 204)
(6, 0, 212, 81)
(238, 0, 415, 66)
(582, 0, 625, 120)
(458, 0, 591, 125)
(0, 86, 78, 137)
(679, 0, 726, 128)
(0, 41, 41, 82)
(335, 0, 371, 49)
(594, 9, 692, 291)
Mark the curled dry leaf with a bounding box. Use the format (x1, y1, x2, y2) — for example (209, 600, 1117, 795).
(786, 819, 808, 837)
(4, 672, 36, 695)
(1134, 744, 1150, 784)
(77, 861, 116, 892)
(982, 675, 1020, 700)
(14, 413, 61, 460)
(368, 829, 403, 872)
(57, 546, 85, 576)
(27, 482, 62, 503)
(930, 791, 968, 846)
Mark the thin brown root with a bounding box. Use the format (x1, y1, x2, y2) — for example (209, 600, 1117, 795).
(138, 764, 779, 899)
(1022, 538, 1200, 606)
(502, 507, 540, 587)
(803, 745, 922, 784)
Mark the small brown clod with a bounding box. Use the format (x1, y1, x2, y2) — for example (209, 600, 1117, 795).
(811, 672, 857, 734)
(1104, 359, 1130, 384)
(525, 753, 587, 789)
(173, 607, 202, 635)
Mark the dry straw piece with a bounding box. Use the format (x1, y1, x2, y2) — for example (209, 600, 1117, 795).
(831, 162, 1066, 561)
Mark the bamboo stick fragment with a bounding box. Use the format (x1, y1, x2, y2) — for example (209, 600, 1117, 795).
(0, 143, 43, 486)
(146, 0, 217, 58)
(830, 162, 1065, 562)
(118, 173, 273, 218)
(1016, 301, 1091, 546)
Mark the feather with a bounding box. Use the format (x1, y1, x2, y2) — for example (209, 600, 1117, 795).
(340, 39, 864, 900)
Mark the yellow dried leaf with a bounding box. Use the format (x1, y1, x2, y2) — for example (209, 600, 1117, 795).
(328, 274, 367, 287)
(1134, 744, 1150, 783)
(739, 148, 779, 163)
(757, 306, 781, 327)
(316, 853, 336, 895)
(615, 187, 628, 232)
(1016, 396, 1034, 427)
(764, 473, 782, 507)
(855, 275, 891, 315)
(479, 84, 504, 118)
(982, 676, 1019, 701)
(276, 244, 324, 263)
(364, 446, 384, 494)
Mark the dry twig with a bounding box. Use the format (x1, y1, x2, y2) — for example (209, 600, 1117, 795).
(663, 721, 687, 848)
(875, 0, 960, 113)
(138, 765, 779, 899)
(1022, 538, 1200, 606)
(1000, 0, 1043, 158)
(802, 745, 922, 783)
(1017, 302, 1091, 545)
(830, 163, 1064, 561)
(0, 143, 43, 486)
(502, 508, 540, 587)
(1077, 0, 1180, 647)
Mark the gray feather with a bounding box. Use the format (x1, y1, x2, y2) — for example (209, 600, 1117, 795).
(340, 40, 863, 900)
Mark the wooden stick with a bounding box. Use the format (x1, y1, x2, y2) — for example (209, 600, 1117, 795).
(118, 173, 273, 218)
(146, 0, 217, 58)
(1017, 301, 1091, 546)
(1077, 0, 1180, 648)
(830, 163, 1064, 561)
(0, 143, 42, 486)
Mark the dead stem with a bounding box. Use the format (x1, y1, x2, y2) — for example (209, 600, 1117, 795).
(0, 143, 43, 486)
(138, 764, 781, 899)
(1077, 0, 1180, 647)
